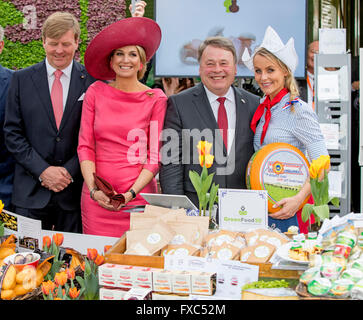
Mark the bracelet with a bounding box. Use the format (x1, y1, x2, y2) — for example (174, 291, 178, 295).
(129, 189, 137, 199)
(90, 187, 98, 200)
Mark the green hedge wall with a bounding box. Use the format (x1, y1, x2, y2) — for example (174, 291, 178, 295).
(0, 0, 127, 70)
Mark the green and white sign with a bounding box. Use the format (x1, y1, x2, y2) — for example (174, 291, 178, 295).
(218, 189, 268, 232)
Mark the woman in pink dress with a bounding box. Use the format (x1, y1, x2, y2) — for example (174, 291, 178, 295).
(77, 17, 167, 237)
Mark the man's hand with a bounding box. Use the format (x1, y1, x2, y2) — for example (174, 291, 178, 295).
(130, 1, 146, 17)
(40, 166, 72, 192)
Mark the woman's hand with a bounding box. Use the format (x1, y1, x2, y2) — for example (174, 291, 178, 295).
(130, 1, 146, 17)
(93, 190, 116, 211)
(269, 195, 302, 220)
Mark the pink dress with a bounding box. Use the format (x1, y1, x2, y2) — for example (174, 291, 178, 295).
(77, 81, 167, 237)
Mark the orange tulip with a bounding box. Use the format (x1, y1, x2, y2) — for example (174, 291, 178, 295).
(0, 200, 4, 213)
(54, 271, 67, 286)
(68, 287, 80, 299)
(66, 268, 75, 280)
(94, 254, 105, 266)
(43, 236, 51, 250)
(52, 233, 64, 246)
(87, 248, 98, 261)
(80, 261, 85, 271)
(104, 245, 112, 253)
(41, 280, 56, 295)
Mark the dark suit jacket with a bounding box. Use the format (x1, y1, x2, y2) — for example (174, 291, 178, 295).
(297, 79, 307, 102)
(0, 64, 15, 208)
(159, 83, 259, 206)
(4, 60, 96, 210)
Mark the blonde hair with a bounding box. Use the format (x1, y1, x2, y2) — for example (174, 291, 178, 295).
(254, 47, 300, 108)
(42, 12, 80, 41)
(135, 45, 147, 80)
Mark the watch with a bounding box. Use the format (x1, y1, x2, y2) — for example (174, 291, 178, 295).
(129, 189, 137, 199)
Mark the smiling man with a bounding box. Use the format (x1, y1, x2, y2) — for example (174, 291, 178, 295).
(160, 37, 259, 212)
(4, 12, 96, 232)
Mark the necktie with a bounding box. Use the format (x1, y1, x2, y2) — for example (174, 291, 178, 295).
(250, 88, 289, 144)
(217, 97, 228, 149)
(51, 69, 63, 129)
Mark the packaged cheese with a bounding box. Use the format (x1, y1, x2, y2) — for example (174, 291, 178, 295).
(166, 222, 199, 245)
(152, 269, 173, 293)
(244, 228, 289, 248)
(240, 241, 276, 263)
(162, 244, 200, 257)
(191, 271, 216, 296)
(201, 243, 240, 261)
(125, 221, 175, 256)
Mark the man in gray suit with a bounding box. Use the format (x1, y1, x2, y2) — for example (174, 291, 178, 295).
(159, 37, 259, 210)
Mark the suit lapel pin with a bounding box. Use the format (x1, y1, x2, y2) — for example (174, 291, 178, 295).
(80, 75, 85, 79)
(241, 98, 246, 103)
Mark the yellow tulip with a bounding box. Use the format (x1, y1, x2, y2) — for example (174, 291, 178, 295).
(197, 141, 213, 156)
(309, 162, 318, 179)
(197, 141, 214, 168)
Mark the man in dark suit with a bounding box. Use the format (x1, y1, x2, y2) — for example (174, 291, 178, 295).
(159, 37, 259, 210)
(4, 12, 96, 232)
(0, 26, 15, 210)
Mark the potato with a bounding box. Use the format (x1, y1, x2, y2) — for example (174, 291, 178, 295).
(35, 269, 44, 287)
(14, 284, 31, 296)
(2, 265, 16, 290)
(16, 266, 36, 284)
(1, 289, 16, 300)
(0, 247, 15, 259)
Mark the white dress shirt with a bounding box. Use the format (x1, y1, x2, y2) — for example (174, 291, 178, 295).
(45, 58, 73, 111)
(203, 85, 236, 155)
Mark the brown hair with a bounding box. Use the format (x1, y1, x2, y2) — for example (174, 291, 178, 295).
(197, 36, 237, 64)
(254, 47, 300, 106)
(41, 12, 80, 42)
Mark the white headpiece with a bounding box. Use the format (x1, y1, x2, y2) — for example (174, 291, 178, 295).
(242, 26, 298, 74)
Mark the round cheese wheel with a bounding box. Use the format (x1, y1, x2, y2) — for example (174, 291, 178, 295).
(246, 142, 310, 213)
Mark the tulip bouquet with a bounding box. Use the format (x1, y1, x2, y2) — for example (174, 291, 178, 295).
(41, 268, 82, 300)
(76, 248, 105, 300)
(43, 233, 65, 281)
(189, 141, 219, 222)
(302, 155, 339, 226)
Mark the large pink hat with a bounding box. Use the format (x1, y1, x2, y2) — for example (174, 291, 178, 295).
(84, 17, 162, 80)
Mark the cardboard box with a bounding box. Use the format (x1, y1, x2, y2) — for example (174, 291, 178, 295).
(191, 271, 216, 296)
(99, 287, 129, 300)
(123, 288, 153, 300)
(172, 270, 192, 295)
(152, 269, 173, 293)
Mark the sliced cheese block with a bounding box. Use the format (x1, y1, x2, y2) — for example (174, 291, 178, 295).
(239, 241, 276, 263)
(246, 142, 310, 213)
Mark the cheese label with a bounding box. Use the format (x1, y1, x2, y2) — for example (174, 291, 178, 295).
(246, 143, 310, 213)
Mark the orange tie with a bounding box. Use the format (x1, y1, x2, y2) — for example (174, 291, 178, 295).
(51, 69, 63, 129)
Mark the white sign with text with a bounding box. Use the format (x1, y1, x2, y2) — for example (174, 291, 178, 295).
(218, 189, 268, 232)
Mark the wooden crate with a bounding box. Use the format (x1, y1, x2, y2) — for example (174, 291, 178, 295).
(105, 236, 303, 279)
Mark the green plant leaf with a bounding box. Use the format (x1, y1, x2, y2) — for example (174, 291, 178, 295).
(208, 183, 219, 213)
(301, 203, 314, 222)
(189, 170, 202, 194)
(313, 204, 330, 221)
(330, 197, 340, 208)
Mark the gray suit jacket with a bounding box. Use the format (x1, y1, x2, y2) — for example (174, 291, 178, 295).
(159, 83, 259, 207)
